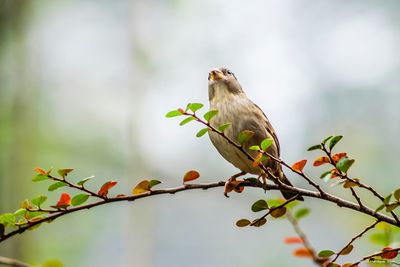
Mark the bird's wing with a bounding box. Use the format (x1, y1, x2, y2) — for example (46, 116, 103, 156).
(253, 104, 281, 157)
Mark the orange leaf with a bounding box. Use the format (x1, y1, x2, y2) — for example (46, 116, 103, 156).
(381, 247, 398, 259)
(178, 108, 185, 113)
(55, 192, 71, 208)
(313, 156, 330, 167)
(252, 153, 263, 167)
(293, 247, 313, 258)
(284, 236, 304, 244)
(132, 180, 150, 195)
(98, 181, 117, 197)
(332, 152, 347, 163)
(292, 160, 307, 172)
(183, 170, 200, 183)
(34, 167, 46, 175)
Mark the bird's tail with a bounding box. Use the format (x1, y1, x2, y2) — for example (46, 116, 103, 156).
(278, 172, 304, 201)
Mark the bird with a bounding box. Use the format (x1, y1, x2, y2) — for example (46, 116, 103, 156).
(207, 67, 303, 200)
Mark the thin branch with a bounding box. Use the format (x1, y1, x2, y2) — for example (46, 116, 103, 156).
(286, 211, 323, 266)
(0, 256, 30, 267)
(350, 247, 400, 267)
(331, 220, 380, 263)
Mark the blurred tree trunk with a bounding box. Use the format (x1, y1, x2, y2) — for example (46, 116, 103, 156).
(0, 0, 36, 260)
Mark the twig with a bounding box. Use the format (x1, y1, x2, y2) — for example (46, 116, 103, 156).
(331, 220, 380, 263)
(350, 247, 400, 267)
(0, 256, 30, 267)
(322, 145, 400, 224)
(250, 195, 298, 226)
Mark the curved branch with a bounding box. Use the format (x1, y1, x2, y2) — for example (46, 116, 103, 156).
(1, 179, 398, 244)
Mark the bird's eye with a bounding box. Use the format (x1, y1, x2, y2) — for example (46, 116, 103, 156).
(227, 70, 232, 75)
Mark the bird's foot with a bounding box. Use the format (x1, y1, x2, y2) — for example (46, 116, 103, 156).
(228, 171, 247, 182)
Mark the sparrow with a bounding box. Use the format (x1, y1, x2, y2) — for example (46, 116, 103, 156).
(207, 67, 303, 200)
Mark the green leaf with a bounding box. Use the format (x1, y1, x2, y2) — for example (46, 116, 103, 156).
(320, 170, 332, 179)
(384, 194, 392, 205)
(329, 135, 343, 150)
(149, 180, 162, 188)
(71, 194, 90, 206)
(394, 188, 400, 201)
(238, 130, 254, 144)
(203, 109, 218, 121)
(323, 136, 333, 144)
(31, 196, 48, 207)
(14, 208, 27, 216)
(196, 128, 209, 137)
(251, 200, 268, 212)
(318, 250, 335, 258)
(0, 213, 16, 226)
(48, 181, 67, 191)
(186, 103, 204, 112)
(57, 168, 73, 178)
(260, 138, 273, 151)
(375, 204, 385, 213)
(307, 144, 322, 151)
(179, 117, 195, 126)
(32, 174, 49, 182)
(251, 218, 267, 227)
(267, 199, 284, 207)
(294, 208, 310, 220)
(325, 263, 340, 267)
(236, 219, 251, 227)
(165, 109, 183, 118)
(336, 157, 355, 173)
(77, 176, 94, 186)
(42, 259, 65, 267)
(369, 233, 389, 246)
(217, 123, 231, 132)
(249, 145, 260, 151)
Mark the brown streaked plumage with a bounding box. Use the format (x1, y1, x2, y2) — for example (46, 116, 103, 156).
(207, 67, 302, 200)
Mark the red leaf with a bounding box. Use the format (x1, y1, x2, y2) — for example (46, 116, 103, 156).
(98, 181, 117, 197)
(293, 247, 313, 258)
(292, 160, 307, 172)
(34, 167, 46, 175)
(313, 156, 330, 167)
(284, 236, 304, 244)
(183, 170, 200, 183)
(55, 192, 71, 208)
(332, 152, 347, 163)
(381, 247, 398, 259)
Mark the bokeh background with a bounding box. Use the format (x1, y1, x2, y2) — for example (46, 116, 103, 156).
(1, 0, 400, 266)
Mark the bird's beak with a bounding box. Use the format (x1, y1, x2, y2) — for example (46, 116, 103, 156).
(208, 68, 225, 81)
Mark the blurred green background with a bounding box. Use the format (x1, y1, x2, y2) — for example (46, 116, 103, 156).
(1, 0, 399, 266)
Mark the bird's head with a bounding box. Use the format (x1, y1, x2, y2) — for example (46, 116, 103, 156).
(208, 67, 244, 102)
